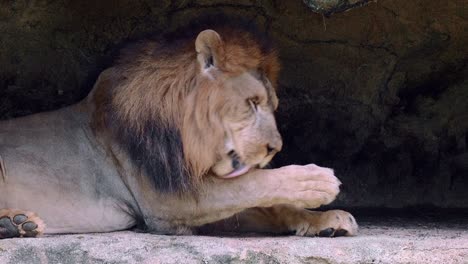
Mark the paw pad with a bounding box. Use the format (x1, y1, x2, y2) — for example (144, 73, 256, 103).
(13, 214, 27, 224)
(318, 228, 335, 237)
(334, 229, 348, 237)
(318, 227, 349, 237)
(0, 210, 45, 239)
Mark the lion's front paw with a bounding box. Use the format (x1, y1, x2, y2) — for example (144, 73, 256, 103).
(0, 209, 45, 239)
(276, 164, 341, 208)
(293, 210, 358, 237)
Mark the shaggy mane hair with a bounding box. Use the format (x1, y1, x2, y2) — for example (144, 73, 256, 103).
(92, 16, 279, 194)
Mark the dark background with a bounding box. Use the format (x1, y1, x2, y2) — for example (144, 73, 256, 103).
(1, 0, 467, 208)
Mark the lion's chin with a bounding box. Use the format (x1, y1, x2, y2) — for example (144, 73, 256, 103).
(219, 164, 251, 178)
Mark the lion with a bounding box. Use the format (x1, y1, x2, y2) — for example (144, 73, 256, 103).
(0, 19, 358, 239)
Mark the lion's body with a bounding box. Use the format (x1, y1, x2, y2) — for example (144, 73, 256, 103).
(0, 20, 358, 238)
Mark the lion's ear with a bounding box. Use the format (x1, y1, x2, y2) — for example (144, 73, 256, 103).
(195, 30, 224, 74)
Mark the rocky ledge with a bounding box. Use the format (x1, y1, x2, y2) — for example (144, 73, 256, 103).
(0, 217, 467, 264)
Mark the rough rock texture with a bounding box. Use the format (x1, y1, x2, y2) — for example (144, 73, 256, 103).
(303, 0, 376, 15)
(0, 0, 467, 208)
(0, 217, 467, 264)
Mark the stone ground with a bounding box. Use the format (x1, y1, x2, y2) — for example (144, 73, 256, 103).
(0, 215, 467, 264)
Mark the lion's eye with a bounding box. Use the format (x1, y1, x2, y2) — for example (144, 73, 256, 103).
(247, 97, 260, 111)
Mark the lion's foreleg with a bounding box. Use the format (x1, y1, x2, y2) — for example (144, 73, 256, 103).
(182, 164, 341, 227)
(197, 205, 358, 237)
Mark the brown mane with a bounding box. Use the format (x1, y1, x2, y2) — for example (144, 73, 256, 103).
(92, 20, 279, 194)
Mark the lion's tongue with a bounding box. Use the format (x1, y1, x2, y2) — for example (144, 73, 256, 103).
(222, 164, 251, 178)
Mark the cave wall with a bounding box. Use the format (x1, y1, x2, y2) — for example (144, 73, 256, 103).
(0, 0, 467, 208)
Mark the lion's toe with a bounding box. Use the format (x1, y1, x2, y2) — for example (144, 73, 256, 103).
(291, 209, 358, 237)
(313, 210, 358, 237)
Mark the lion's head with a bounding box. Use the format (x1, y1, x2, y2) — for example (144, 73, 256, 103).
(93, 20, 282, 193)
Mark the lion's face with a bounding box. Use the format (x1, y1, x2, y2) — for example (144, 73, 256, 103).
(210, 72, 282, 178)
(190, 29, 283, 178)
(212, 73, 282, 178)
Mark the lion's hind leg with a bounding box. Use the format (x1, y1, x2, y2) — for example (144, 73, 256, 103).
(0, 209, 45, 239)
